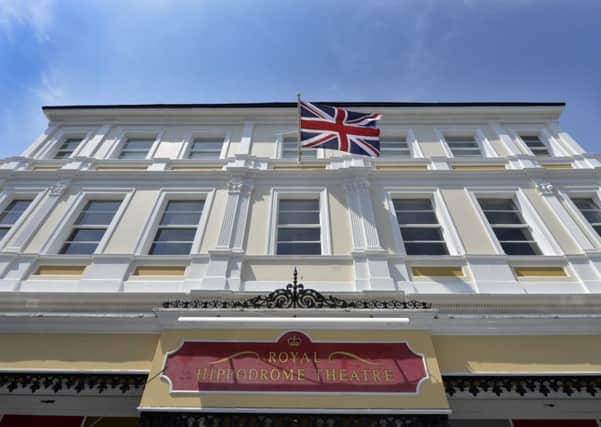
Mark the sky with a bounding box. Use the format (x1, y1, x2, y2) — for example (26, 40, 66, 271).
(0, 0, 600, 158)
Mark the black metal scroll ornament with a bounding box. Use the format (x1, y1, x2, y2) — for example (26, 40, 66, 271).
(162, 268, 431, 310)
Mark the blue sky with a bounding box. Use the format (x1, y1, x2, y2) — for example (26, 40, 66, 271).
(0, 0, 600, 158)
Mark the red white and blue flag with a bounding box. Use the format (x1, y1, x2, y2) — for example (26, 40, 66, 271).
(299, 100, 382, 157)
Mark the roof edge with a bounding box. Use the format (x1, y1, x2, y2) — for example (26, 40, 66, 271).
(42, 101, 566, 111)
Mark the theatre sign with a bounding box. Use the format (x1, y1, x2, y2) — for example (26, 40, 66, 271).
(161, 331, 429, 394)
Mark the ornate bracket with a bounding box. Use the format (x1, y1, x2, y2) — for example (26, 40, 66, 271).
(163, 268, 431, 310)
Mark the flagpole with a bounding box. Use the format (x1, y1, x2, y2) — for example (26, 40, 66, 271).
(296, 92, 302, 164)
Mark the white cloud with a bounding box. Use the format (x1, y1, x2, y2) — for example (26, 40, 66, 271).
(0, 0, 55, 41)
(28, 69, 65, 104)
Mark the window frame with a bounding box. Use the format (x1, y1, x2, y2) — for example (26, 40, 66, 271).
(0, 188, 44, 250)
(106, 129, 164, 160)
(378, 135, 412, 159)
(41, 189, 134, 255)
(134, 189, 215, 256)
(563, 187, 601, 249)
(466, 188, 562, 256)
(276, 132, 322, 160)
(436, 128, 498, 158)
(180, 130, 231, 160)
(36, 128, 94, 160)
(385, 188, 464, 256)
(267, 188, 331, 256)
(507, 125, 570, 158)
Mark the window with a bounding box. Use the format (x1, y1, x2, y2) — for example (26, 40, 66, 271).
(60, 200, 121, 254)
(445, 136, 481, 157)
(149, 200, 204, 255)
(393, 199, 448, 255)
(119, 138, 154, 159)
(54, 138, 82, 159)
(0, 199, 32, 240)
(380, 137, 410, 157)
(276, 199, 321, 255)
(188, 138, 223, 159)
(281, 136, 316, 159)
(478, 198, 541, 255)
(521, 135, 549, 156)
(572, 198, 601, 237)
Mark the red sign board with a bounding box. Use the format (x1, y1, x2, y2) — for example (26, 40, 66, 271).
(162, 331, 428, 393)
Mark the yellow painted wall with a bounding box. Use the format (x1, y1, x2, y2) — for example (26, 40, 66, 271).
(241, 259, 353, 283)
(140, 328, 449, 411)
(434, 335, 601, 374)
(0, 334, 157, 371)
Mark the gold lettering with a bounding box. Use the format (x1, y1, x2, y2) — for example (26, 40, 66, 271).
(282, 369, 293, 381)
(300, 352, 310, 364)
(316, 368, 322, 381)
(268, 352, 277, 363)
(260, 369, 268, 381)
(361, 370, 369, 381)
(384, 369, 394, 382)
(248, 369, 258, 381)
(278, 352, 288, 363)
(372, 370, 381, 383)
(325, 368, 336, 382)
(236, 369, 246, 380)
(216, 369, 227, 380)
(297, 368, 305, 381)
(350, 370, 360, 382)
(290, 352, 298, 364)
(313, 352, 319, 363)
(197, 368, 208, 381)
(339, 369, 348, 382)
(270, 368, 281, 381)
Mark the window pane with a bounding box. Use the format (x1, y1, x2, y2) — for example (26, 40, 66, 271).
(188, 152, 221, 159)
(159, 212, 201, 225)
(0, 228, 8, 240)
(60, 243, 98, 255)
(192, 141, 223, 150)
(582, 210, 601, 223)
(393, 199, 432, 211)
(280, 200, 319, 211)
(165, 201, 204, 212)
(278, 228, 320, 242)
(500, 242, 540, 255)
(400, 227, 444, 241)
(60, 139, 81, 150)
(277, 242, 321, 255)
(452, 149, 482, 156)
(85, 201, 121, 212)
(75, 212, 117, 226)
(123, 139, 153, 150)
(572, 198, 598, 209)
(492, 227, 534, 241)
(0, 212, 23, 224)
(154, 228, 196, 242)
(395, 212, 438, 225)
(278, 211, 320, 225)
(594, 226, 601, 236)
(404, 242, 448, 255)
(149, 242, 192, 255)
(478, 199, 516, 210)
(483, 211, 522, 225)
(119, 151, 148, 159)
(66, 228, 105, 242)
(54, 151, 71, 159)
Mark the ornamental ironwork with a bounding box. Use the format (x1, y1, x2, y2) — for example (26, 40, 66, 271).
(444, 375, 601, 398)
(140, 412, 449, 427)
(0, 373, 146, 394)
(162, 268, 431, 310)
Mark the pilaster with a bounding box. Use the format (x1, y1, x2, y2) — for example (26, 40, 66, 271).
(201, 178, 253, 290)
(345, 177, 395, 291)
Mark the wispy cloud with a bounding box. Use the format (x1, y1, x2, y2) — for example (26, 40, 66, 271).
(0, 0, 55, 41)
(28, 69, 65, 104)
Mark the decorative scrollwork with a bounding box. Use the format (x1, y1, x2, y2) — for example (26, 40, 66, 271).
(0, 373, 146, 394)
(163, 268, 431, 310)
(444, 375, 601, 398)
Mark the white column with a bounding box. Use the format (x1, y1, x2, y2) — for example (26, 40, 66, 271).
(202, 178, 253, 290)
(238, 122, 254, 155)
(345, 177, 395, 291)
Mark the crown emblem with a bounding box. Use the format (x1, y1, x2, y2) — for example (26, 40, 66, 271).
(287, 335, 301, 347)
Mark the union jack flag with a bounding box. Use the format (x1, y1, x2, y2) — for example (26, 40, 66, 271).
(300, 101, 382, 157)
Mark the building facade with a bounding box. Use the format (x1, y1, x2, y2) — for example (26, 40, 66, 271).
(0, 102, 600, 426)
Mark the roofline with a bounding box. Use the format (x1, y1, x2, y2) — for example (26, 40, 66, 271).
(42, 101, 566, 111)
